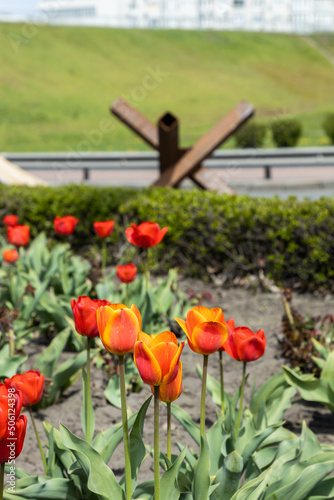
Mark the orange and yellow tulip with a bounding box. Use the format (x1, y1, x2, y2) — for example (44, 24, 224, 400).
(152, 361, 183, 403)
(97, 303, 141, 355)
(175, 306, 228, 355)
(134, 331, 184, 386)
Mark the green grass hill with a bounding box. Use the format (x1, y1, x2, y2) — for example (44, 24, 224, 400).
(1, 23, 334, 152)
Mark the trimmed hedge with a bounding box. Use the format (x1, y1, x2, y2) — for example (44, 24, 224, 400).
(323, 113, 334, 145)
(271, 118, 302, 147)
(235, 122, 267, 148)
(0, 184, 333, 291)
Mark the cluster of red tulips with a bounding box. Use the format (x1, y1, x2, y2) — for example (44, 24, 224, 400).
(2, 215, 168, 285)
(0, 371, 44, 470)
(0, 215, 267, 500)
(71, 293, 265, 500)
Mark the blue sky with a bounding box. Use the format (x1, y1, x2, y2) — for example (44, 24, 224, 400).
(0, 0, 37, 15)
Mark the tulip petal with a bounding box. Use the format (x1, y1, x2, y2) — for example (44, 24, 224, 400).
(150, 342, 178, 382)
(155, 226, 168, 244)
(186, 308, 208, 333)
(162, 340, 185, 384)
(174, 317, 198, 351)
(96, 305, 113, 336)
(130, 304, 142, 331)
(192, 321, 228, 355)
(138, 331, 154, 347)
(151, 331, 178, 347)
(158, 361, 183, 403)
(226, 318, 236, 334)
(212, 307, 225, 324)
(234, 328, 266, 362)
(134, 341, 162, 385)
(100, 308, 139, 355)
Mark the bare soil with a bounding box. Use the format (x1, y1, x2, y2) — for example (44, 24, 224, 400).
(18, 279, 334, 484)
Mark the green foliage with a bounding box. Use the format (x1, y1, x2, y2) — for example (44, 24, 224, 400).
(283, 350, 334, 413)
(235, 122, 267, 148)
(2, 24, 334, 152)
(1, 186, 334, 291)
(323, 113, 334, 144)
(271, 118, 302, 147)
(119, 188, 334, 291)
(169, 368, 334, 499)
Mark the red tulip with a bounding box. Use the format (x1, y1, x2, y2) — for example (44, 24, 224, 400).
(0, 415, 27, 463)
(3, 215, 18, 227)
(54, 215, 79, 235)
(97, 303, 142, 355)
(219, 318, 235, 352)
(7, 225, 30, 247)
(116, 263, 137, 283)
(152, 360, 183, 403)
(0, 384, 23, 441)
(125, 222, 168, 248)
(134, 331, 184, 386)
(175, 306, 228, 355)
(93, 220, 115, 238)
(2, 249, 19, 264)
(71, 296, 111, 338)
(223, 324, 266, 362)
(5, 371, 44, 407)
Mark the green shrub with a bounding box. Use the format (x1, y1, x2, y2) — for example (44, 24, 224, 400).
(323, 113, 334, 144)
(271, 118, 302, 147)
(0, 185, 334, 291)
(235, 122, 266, 148)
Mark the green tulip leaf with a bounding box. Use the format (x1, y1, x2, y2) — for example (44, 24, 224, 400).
(3, 477, 78, 499)
(306, 476, 334, 499)
(283, 365, 334, 412)
(192, 435, 211, 500)
(207, 414, 227, 474)
(211, 450, 243, 500)
(160, 447, 187, 500)
(60, 423, 125, 500)
(170, 404, 200, 446)
(93, 413, 137, 464)
(129, 396, 152, 491)
(132, 480, 154, 500)
(0, 344, 27, 378)
(81, 367, 95, 445)
(34, 327, 71, 378)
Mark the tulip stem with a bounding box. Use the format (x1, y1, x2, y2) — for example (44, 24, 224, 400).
(235, 361, 247, 440)
(119, 355, 132, 500)
(200, 354, 209, 441)
(125, 283, 129, 305)
(29, 407, 47, 475)
(86, 337, 91, 444)
(8, 329, 15, 357)
(144, 268, 150, 293)
(167, 402, 171, 462)
(219, 351, 224, 414)
(101, 240, 107, 282)
(154, 385, 160, 500)
(0, 462, 4, 498)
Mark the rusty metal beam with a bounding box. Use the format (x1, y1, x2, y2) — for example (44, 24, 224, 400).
(153, 101, 254, 187)
(111, 98, 159, 149)
(158, 112, 180, 173)
(191, 168, 235, 194)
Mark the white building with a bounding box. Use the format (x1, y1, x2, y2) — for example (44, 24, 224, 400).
(37, 0, 334, 33)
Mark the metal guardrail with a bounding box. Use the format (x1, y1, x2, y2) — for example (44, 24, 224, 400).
(3, 146, 334, 181)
